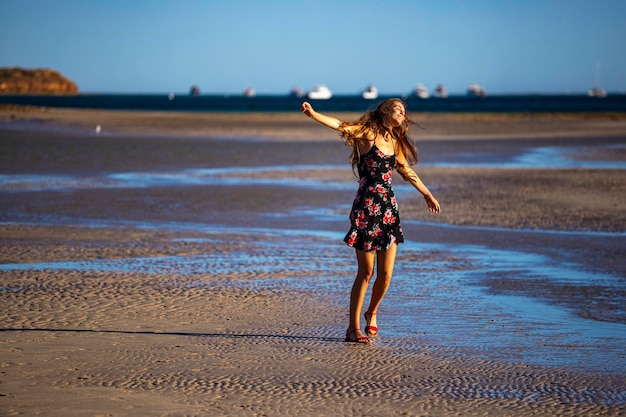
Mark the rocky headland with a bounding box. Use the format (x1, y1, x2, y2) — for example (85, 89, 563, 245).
(0, 67, 78, 94)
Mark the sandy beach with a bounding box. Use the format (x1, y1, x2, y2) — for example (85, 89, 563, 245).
(1, 107, 625, 416)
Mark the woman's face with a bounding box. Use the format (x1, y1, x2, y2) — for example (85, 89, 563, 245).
(386, 101, 406, 127)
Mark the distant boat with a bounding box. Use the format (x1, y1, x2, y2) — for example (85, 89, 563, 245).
(168, 92, 175, 100)
(290, 87, 305, 97)
(243, 87, 256, 97)
(467, 83, 487, 97)
(588, 87, 607, 98)
(434, 84, 448, 98)
(189, 85, 201, 96)
(588, 62, 607, 98)
(361, 85, 378, 99)
(307, 85, 332, 100)
(414, 83, 429, 99)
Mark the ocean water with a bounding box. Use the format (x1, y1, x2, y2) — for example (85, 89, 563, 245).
(1, 93, 626, 113)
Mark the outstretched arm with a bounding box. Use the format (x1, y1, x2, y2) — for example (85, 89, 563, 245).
(396, 151, 441, 214)
(301, 101, 344, 131)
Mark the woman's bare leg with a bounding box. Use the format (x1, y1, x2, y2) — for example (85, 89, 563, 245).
(365, 243, 398, 328)
(348, 249, 375, 333)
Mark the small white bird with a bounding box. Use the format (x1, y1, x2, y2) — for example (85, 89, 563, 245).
(95, 124, 101, 134)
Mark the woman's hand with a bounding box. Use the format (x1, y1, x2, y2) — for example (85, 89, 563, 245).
(424, 194, 440, 214)
(301, 101, 314, 117)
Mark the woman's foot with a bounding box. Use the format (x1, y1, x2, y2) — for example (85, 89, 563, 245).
(364, 311, 378, 337)
(345, 328, 372, 344)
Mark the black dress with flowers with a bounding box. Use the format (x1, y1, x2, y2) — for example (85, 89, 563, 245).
(344, 144, 404, 251)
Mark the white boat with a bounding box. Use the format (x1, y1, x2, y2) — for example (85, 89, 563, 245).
(243, 87, 256, 97)
(434, 84, 448, 98)
(307, 85, 332, 100)
(588, 62, 607, 98)
(361, 85, 378, 99)
(467, 82, 487, 97)
(414, 83, 429, 99)
(588, 87, 607, 98)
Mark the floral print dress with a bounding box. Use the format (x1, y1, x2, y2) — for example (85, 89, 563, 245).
(344, 144, 404, 251)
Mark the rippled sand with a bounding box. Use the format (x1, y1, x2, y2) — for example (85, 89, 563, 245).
(1, 107, 625, 416)
(2, 225, 625, 416)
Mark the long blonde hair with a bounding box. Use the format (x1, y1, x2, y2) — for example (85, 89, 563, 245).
(338, 98, 419, 170)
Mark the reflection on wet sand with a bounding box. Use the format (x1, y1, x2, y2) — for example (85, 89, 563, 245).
(1, 221, 624, 375)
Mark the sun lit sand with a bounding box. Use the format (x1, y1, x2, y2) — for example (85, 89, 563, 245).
(1, 106, 625, 416)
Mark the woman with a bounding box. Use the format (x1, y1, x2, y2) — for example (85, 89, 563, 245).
(301, 98, 440, 344)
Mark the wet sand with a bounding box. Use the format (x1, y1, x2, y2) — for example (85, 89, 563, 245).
(1, 107, 625, 416)
(3, 105, 626, 141)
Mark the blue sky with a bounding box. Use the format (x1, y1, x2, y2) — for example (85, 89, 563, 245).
(1, 0, 625, 95)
